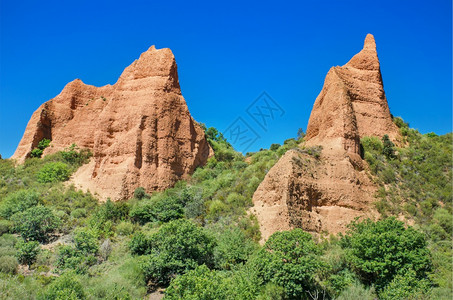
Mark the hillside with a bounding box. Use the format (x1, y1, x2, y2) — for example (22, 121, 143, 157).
(0, 122, 451, 299)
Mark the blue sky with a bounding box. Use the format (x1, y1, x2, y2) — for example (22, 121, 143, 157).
(0, 0, 451, 157)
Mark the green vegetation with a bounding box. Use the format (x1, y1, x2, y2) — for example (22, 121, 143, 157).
(11, 206, 61, 242)
(15, 240, 40, 267)
(30, 138, 51, 158)
(0, 124, 451, 299)
(251, 229, 324, 298)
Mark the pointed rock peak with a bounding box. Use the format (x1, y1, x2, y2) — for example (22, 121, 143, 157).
(363, 34, 376, 51)
(306, 34, 400, 153)
(117, 45, 178, 85)
(344, 33, 380, 71)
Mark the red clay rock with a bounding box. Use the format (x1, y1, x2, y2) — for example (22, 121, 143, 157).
(13, 46, 211, 200)
(252, 34, 398, 240)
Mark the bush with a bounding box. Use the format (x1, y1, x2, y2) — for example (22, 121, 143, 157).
(61, 144, 92, 166)
(11, 206, 61, 242)
(379, 269, 430, 300)
(133, 187, 149, 200)
(382, 134, 395, 159)
(130, 194, 184, 225)
(165, 265, 228, 299)
(37, 162, 71, 183)
(55, 245, 97, 274)
(0, 256, 18, 274)
(0, 220, 12, 234)
(15, 240, 40, 267)
(251, 229, 324, 299)
(73, 228, 98, 255)
(42, 271, 85, 299)
(129, 232, 150, 255)
(214, 227, 257, 269)
(336, 281, 376, 300)
(340, 217, 432, 290)
(116, 221, 135, 236)
(0, 189, 40, 219)
(139, 219, 215, 286)
(30, 138, 51, 158)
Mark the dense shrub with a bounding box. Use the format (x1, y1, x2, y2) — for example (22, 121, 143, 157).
(382, 134, 395, 159)
(30, 138, 51, 158)
(251, 229, 324, 299)
(0, 220, 12, 234)
(130, 194, 184, 224)
(60, 144, 92, 165)
(15, 240, 40, 267)
(129, 232, 150, 255)
(55, 245, 97, 274)
(37, 162, 71, 183)
(11, 206, 61, 242)
(0, 256, 18, 274)
(0, 189, 40, 219)
(213, 227, 257, 269)
(73, 228, 98, 255)
(138, 219, 215, 286)
(133, 187, 149, 199)
(379, 269, 430, 300)
(340, 217, 432, 290)
(41, 271, 85, 300)
(166, 263, 263, 300)
(116, 221, 135, 236)
(336, 281, 376, 300)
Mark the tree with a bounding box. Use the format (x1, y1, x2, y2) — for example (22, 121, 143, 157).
(340, 217, 431, 290)
(15, 240, 40, 267)
(269, 143, 280, 151)
(11, 206, 61, 242)
(251, 229, 324, 299)
(297, 128, 305, 140)
(137, 219, 215, 286)
(382, 134, 395, 159)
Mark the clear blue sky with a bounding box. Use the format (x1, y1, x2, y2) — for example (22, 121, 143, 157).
(1, 0, 451, 157)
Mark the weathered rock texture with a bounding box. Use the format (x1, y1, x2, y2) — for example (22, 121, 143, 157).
(13, 46, 211, 200)
(305, 34, 400, 153)
(252, 34, 399, 240)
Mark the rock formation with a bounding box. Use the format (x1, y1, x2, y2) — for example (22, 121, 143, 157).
(13, 46, 211, 200)
(305, 34, 400, 153)
(252, 34, 399, 240)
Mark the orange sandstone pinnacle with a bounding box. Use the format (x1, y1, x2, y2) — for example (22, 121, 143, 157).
(252, 34, 399, 241)
(13, 46, 211, 200)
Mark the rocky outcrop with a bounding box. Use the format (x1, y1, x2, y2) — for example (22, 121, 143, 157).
(13, 46, 211, 200)
(251, 147, 377, 241)
(252, 34, 399, 240)
(305, 34, 400, 154)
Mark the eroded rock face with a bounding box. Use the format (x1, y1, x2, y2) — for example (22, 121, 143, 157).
(252, 34, 399, 240)
(305, 34, 400, 154)
(13, 46, 211, 200)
